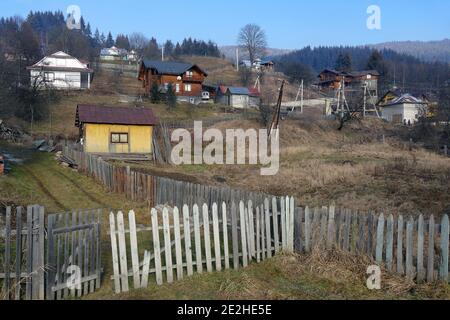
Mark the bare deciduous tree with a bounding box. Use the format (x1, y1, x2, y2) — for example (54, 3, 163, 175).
(238, 24, 267, 65)
(129, 32, 149, 58)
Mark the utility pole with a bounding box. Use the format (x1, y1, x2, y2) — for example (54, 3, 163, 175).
(300, 79, 304, 114)
(363, 83, 367, 118)
(269, 80, 285, 139)
(236, 48, 239, 72)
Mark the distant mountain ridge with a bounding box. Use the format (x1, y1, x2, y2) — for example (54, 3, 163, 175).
(370, 39, 450, 63)
(220, 46, 292, 60)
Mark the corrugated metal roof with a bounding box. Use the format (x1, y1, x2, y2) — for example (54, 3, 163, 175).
(76, 105, 157, 127)
(227, 87, 250, 95)
(141, 60, 207, 76)
(384, 94, 426, 107)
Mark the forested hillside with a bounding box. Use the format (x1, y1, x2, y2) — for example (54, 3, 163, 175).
(275, 46, 450, 93)
(372, 39, 450, 63)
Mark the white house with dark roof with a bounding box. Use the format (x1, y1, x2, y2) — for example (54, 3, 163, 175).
(27, 51, 93, 90)
(379, 94, 428, 124)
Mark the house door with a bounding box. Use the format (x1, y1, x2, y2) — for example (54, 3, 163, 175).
(81, 73, 89, 89)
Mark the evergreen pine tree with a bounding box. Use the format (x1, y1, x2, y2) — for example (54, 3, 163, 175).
(150, 82, 161, 104)
(166, 83, 177, 109)
(105, 32, 114, 47)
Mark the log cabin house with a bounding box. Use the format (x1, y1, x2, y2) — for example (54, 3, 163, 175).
(317, 69, 380, 92)
(75, 105, 157, 155)
(138, 60, 208, 104)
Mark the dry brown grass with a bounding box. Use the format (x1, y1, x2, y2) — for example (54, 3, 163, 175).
(127, 117, 450, 217)
(99, 251, 449, 300)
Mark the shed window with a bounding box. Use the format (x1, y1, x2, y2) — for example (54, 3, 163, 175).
(44, 72, 55, 82)
(111, 133, 129, 144)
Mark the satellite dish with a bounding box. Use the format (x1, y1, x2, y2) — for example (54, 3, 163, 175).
(177, 76, 182, 81)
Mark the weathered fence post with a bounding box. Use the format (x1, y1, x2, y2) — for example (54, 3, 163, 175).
(439, 215, 449, 282)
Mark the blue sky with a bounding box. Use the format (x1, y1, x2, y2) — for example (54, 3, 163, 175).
(4, 0, 450, 49)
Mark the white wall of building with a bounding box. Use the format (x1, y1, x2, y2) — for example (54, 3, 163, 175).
(381, 103, 424, 124)
(31, 70, 87, 89)
(29, 52, 91, 90)
(230, 95, 250, 109)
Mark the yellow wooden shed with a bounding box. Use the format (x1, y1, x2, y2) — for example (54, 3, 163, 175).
(75, 105, 157, 155)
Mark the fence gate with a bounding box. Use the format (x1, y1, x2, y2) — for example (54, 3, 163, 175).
(1, 206, 45, 300)
(1, 207, 102, 300)
(46, 210, 102, 300)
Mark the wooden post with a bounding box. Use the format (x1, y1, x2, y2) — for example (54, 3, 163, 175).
(427, 215, 435, 282)
(375, 214, 385, 264)
(397, 215, 404, 275)
(439, 215, 449, 282)
(417, 215, 425, 283)
(230, 202, 239, 270)
(3, 207, 11, 300)
(151, 209, 163, 285)
(183, 205, 194, 276)
(15, 207, 22, 300)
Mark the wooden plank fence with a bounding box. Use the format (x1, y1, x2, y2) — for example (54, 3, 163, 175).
(1, 206, 102, 300)
(0, 206, 45, 300)
(294, 206, 450, 284)
(63, 145, 275, 212)
(109, 196, 295, 293)
(46, 209, 102, 300)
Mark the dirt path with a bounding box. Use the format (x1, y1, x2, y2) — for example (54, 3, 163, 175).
(21, 166, 69, 211)
(53, 170, 109, 208)
(0, 144, 139, 212)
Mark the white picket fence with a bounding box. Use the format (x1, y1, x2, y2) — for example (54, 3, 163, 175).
(109, 197, 295, 293)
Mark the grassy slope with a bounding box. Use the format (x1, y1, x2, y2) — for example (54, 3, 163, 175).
(121, 118, 450, 217)
(87, 253, 450, 300)
(2, 147, 448, 300)
(0, 150, 141, 213)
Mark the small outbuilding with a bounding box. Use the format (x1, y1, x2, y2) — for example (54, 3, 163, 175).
(216, 86, 259, 109)
(379, 94, 428, 124)
(75, 105, 157, 155)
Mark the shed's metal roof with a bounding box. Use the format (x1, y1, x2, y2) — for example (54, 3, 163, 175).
(76, 105, 157, 127)
(227, 87, 250, 95)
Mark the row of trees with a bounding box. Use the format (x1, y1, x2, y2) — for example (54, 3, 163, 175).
(113, 33, 222, 60)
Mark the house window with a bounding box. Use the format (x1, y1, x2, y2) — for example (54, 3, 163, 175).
(44, 72, 55, 82)
(184, 84, 192, 92)
(176, 84, 180, 93)
(111, 133, 129, 144)
(186, 71, 193, 78)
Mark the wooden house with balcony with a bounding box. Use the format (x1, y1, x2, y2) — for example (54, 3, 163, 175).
(138, 60, 208, 104)
(317, 69, 380, 92)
